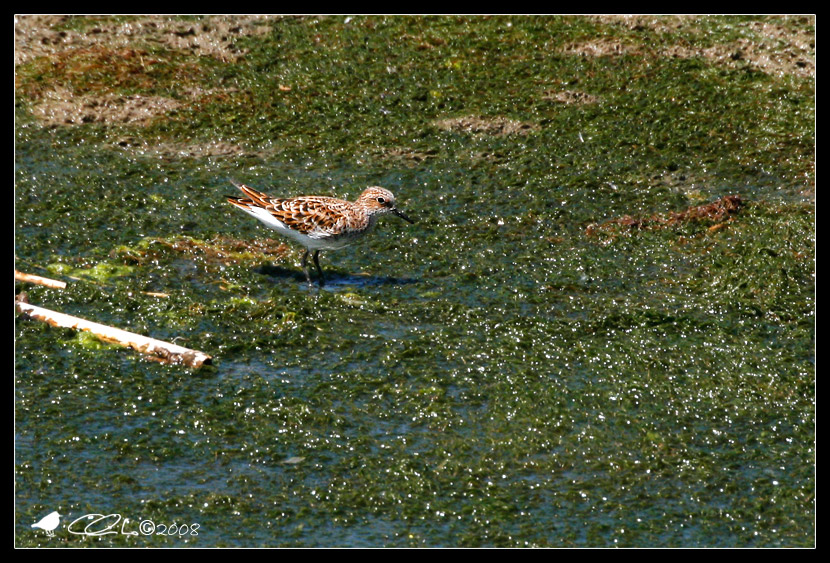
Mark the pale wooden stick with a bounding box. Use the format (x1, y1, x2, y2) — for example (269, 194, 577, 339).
(15, 301, 212, 368)
(142, 291, 170, 298)
(15, 270, 67, 289)
(15, 268, 170, 297)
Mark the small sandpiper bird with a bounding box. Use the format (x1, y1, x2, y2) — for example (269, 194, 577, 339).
(226, 180, 414, 285)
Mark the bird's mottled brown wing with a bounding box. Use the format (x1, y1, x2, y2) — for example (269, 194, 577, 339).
(228, 182, 362, 236)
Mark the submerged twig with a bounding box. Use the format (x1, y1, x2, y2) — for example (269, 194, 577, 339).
(15, 270, 67, 289)
(15, 300, 212, 368)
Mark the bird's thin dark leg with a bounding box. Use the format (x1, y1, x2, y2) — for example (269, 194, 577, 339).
(312, 250, 325, 286)
(300, 250, 312, 285)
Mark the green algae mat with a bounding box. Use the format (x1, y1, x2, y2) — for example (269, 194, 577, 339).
(15, 15, 814, 547)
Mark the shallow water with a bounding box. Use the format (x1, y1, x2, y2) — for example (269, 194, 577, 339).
(16, 15, 814, 547)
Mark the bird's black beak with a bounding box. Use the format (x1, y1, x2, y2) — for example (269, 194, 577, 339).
(393, 208, 415, 224)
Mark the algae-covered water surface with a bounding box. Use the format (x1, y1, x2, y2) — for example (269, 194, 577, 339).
(15, 15, 814, 547)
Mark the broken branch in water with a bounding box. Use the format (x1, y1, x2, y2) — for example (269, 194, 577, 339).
(15, 300, 212, 368)
(14, 270, 67, 289)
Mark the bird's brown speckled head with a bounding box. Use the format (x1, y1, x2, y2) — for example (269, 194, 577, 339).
(357, 187, 414, 223)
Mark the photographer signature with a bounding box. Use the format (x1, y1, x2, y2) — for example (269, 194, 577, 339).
(67, 513, 200, 537)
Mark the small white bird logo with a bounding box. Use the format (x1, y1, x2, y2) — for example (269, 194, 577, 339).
(32, 511, 61, 537)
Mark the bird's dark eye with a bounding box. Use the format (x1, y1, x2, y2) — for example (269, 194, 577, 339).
(376, 197, 386, 204)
